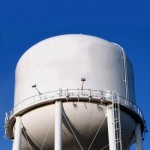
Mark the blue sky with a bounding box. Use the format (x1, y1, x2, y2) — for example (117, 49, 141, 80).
(0, 0, 150, 149)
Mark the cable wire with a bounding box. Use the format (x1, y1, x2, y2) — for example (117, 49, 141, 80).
(88, 114, 107, 150)
(40, 121, 51, 150)
(101, 144, 109, 150)
(62, 112, 84, 150)
(22, 126, 33, 150)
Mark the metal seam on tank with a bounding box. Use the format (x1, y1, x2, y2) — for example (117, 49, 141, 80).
(111, 43, 129, 100)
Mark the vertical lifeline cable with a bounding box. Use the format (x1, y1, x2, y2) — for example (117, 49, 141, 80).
(112, 43, 129, 100)
(122, 49, 129, 100)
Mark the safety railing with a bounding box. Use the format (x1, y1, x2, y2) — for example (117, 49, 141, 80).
(5, 89, 144, 122)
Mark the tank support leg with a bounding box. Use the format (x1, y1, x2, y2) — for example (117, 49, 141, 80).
(107, 105, 116, 150)
(12, 116, 22, 150)
(135, 124, 143, 150)
(55, 101, 62, 150)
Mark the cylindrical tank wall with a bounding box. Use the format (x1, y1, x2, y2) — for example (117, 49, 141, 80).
(14, 34, 135, 106)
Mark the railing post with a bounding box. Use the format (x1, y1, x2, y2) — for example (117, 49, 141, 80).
(66, 89, 68, 97)
(89, 89, 91, 97)
(59, 89, 62, 97)
(78, 88, 79, 96)
(89, 89, 92, 102)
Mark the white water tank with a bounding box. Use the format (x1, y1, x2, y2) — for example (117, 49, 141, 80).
(12, 34, 139, 149)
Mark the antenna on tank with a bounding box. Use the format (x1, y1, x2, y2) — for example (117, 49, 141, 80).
(32, 84, 42, 95)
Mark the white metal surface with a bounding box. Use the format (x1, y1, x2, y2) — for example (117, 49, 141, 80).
(12, 116, 21, 150)
(135, 124, 143, 150)
(14, 34, 136, 106)
(55, 101, 62, 150)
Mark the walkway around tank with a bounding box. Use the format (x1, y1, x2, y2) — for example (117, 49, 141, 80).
(5, 88, 146, 140)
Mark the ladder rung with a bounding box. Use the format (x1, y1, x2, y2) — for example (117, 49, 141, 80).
(112, 93, 122, 150)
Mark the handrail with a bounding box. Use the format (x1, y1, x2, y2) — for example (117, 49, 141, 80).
(5, 89, 144, 122)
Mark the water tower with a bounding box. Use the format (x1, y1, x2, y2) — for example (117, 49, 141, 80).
(5, 34, 146, 150)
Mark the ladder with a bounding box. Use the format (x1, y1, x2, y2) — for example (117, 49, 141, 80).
(112, 92, 122, 150)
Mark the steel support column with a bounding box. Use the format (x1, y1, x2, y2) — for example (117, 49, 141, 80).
(107, 105, 116, 150)
(55, 101, 62, 150)
(12, 116, 22, 150)
(135, 124, 143, 150)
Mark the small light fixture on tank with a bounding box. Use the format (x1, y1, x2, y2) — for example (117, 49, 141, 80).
(31, 84, 42, 95)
